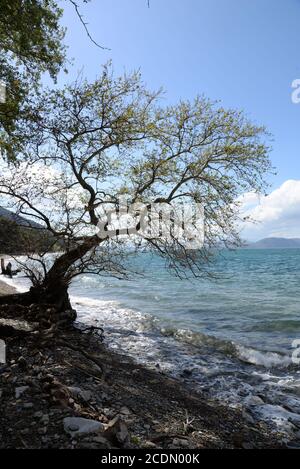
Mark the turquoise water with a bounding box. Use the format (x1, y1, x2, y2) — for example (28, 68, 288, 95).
(6, 249, 300, 437)
(73, 249, 300, 355)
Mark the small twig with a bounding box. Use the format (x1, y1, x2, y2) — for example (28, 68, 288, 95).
(80, 325, 104, 335)
(183, 409, 197, 434)
(63, 359, 103, 382)
(69, 0, 110, 50)
(18, 436, 28, 448)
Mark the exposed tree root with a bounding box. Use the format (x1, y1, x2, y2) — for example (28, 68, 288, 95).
(56, 339, 104, 376)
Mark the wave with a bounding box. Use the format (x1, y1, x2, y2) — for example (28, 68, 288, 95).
(236, 345, 292, 368)
(160, 327, 237, 355)
(78, 276, 106, 288)
(72, 293, 293, 370)
(161, 327, 293, 368)
(1, 273, 294, 371)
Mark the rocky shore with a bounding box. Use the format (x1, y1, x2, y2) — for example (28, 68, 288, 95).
(0, 280, 285, 449)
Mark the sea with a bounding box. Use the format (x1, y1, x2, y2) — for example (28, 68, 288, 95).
(3, 249, 300, 438)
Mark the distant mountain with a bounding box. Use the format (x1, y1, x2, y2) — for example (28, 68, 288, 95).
(0, 206, 54, 255)
(0, 206, 42, 229)
(245, 237, 300, 249)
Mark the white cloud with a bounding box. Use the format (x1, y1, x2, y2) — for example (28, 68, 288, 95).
(239, 180, 300, 241)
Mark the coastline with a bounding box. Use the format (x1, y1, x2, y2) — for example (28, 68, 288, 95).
(0, 277, 286, 449)
(0, 278, 17, 296)
(0, 322, 284, 449)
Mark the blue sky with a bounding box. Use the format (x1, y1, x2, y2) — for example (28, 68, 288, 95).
(56, 0, 300, 240)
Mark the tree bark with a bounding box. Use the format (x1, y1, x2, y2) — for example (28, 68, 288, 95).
(0, 235, 101, 322)
(46, 235, 100, 283)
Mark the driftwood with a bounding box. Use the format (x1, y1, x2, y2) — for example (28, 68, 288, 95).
(0, 258, 20, 278)
(1, 258, 5, 275)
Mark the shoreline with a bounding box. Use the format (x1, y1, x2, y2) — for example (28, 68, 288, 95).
(0, 324, 285, 449)
(0, 284, 286, 449)
(0, 278, 17, 296)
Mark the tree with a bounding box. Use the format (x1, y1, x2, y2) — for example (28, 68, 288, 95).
(0, 66, 271, 320)
(0, 0, 67, 159)
(0, 0, 104, 160)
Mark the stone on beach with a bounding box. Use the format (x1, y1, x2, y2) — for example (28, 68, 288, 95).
(67, 386, 93, 402)
(63, 417, 105, 436)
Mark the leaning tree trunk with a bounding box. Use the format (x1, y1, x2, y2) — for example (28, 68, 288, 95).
(0, 235, 101, 324)
(0, 274, 72, 310)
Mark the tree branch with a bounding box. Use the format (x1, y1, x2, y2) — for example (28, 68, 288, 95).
(69, 0, 110, 50)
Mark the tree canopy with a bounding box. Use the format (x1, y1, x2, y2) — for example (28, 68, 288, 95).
(0, 0, 68, 159)
(0, 65, 272, 292)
